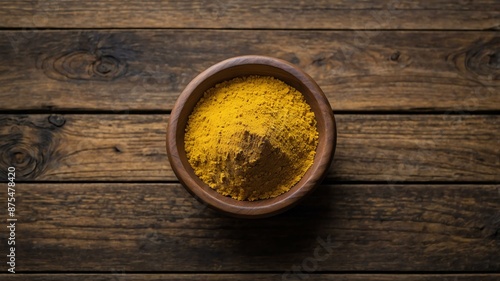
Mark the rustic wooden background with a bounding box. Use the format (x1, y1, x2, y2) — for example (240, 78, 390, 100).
(0, 1, 499, 280)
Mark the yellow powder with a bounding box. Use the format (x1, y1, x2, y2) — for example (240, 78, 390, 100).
(184, 75, 319, 201)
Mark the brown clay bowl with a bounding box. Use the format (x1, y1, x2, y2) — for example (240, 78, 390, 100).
(167, 55, 336, 218)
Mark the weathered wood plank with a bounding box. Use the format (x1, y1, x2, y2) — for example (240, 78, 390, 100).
(1, 184, 498, 271)
(0, 114, 171, 181)
(7, 274, 500, 281)
(0, 1, 498, 30)
(0, 114, 498, 182)
(0, 30, 498, 111)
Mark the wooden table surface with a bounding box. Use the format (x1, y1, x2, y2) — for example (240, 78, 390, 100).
(1, 1, 499, 280)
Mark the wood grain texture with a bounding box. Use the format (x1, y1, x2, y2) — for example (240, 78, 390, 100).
(7, 274, 500, 281)
(0, 0, 499, 30)
(0, 114, 498, 182)
(1, 183, 498, 272)
(0, 30, 499, 111)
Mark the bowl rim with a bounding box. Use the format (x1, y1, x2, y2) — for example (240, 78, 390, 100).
(167, 55, 336, 218)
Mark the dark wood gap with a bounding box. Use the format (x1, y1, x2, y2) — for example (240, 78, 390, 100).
(7, 271, 500, 274)
(0, 27, 499, 31)
(334, 110, 500, 115)
(0, 110, 172, 115)
(1, 110, 499, 115)
(9, 180, 500, 185)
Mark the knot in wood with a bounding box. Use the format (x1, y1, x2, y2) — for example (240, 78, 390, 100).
(488, 53, 500, 69)
(92, 55, 123, 79)
(451, 38, 500, 81)
(39, 50, 127, 81)
(8, 146, 35, 170)
(48, 115, 66, 127)
(390, 51, 400, 61)
(0, 116, 59, 180)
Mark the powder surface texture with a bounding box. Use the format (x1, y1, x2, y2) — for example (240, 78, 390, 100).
(184, 75, 319, 201)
